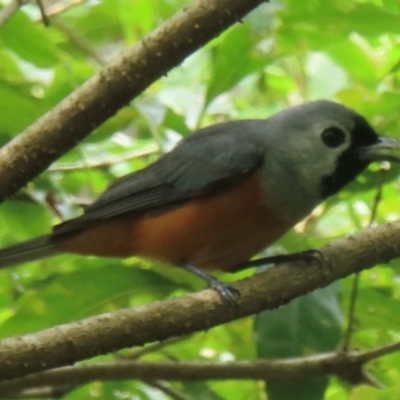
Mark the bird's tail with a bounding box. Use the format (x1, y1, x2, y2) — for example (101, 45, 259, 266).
(0, 235, 59, 269)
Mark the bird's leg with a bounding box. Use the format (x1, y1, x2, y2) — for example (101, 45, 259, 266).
(178, 262, 240, 305)
(230, 249, 323, 272)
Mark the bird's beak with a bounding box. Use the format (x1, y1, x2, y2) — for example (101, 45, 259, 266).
(359, 136, 400, 163)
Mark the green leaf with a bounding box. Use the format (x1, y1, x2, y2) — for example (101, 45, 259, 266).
(280, 2, 400, 40)
(163, 107, 190, 136)
(0, 262, 180, 337)
(349, 385, 400, 400)
(183, 383, 224, 400)
(0, 80, 50, 137)
(255, 284, 343, 400)
(266, 378, 329, 400)
(118, 0, 157, 44)
(0, 12, 59, 67)
(327, 40, 379, 84)
(205, 24, 267, 105)
(0, 200, 52, 241)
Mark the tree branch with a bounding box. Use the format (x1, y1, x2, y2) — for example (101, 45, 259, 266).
(0, 0, 267, 201)
(0, 221, 399, 382)
(2, 338, 400, 395)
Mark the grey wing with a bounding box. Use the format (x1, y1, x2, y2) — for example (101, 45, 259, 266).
(54, 121, 265, 235)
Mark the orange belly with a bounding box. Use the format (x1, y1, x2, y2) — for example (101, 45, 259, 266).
(59, 173, 292, 270)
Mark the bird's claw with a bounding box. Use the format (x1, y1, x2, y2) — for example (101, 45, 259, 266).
(178, 262, 240, 306)
(293, 249, 324, 267)
(209, 279, 240, 306)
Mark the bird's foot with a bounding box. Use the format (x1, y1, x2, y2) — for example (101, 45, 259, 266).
(207, 277, 240, 306)
(178, 262, 240, 306)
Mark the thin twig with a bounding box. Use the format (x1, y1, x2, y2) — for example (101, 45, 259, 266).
(357, 340, 400, 363)
(145, 380, 194, 400)
(49, 145, 159, 172)
(359, 370, 385, 389)
(341, 169, 384, 351)
(341, 273, 360, 352)
(368, 170, 384, 226)
(116, 336, 189, 360)
(51, 18, 106, 65)
(35, 0, 49, 26)
(4, 385, 76, 399)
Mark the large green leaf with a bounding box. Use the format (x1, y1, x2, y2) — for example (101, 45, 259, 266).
(255, 284, 343, 400)
(0, 80, 50, 137)
(205, 24, 267, 106)
(0, 11, 59, 67)
(0, 262, 181, 337)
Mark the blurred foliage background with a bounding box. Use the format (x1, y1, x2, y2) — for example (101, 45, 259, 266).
(1, 0, 400, 399)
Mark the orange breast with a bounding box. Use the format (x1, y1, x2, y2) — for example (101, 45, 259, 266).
(59, 173, 292, 270)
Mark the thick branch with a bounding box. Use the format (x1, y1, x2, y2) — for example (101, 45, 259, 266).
(0, 221, 399, 382)
(0, 0, 266, 201)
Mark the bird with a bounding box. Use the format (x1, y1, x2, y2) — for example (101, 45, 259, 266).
(0, 100, 399, 301)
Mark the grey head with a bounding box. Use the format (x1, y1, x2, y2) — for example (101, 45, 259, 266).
(252, 100, 400, 222)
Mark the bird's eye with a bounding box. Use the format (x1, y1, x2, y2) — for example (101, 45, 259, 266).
(321, 127, 346, 148)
